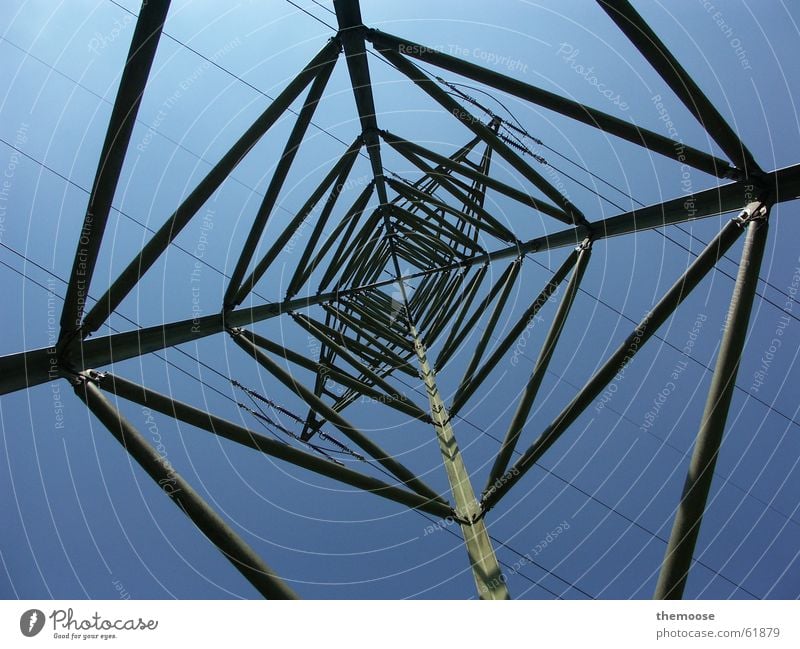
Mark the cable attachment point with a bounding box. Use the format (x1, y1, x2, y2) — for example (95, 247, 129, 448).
(577, 237, 593, 252)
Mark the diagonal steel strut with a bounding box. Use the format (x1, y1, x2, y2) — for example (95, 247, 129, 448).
(59, 0, 171, 344)
(74, 371, 299, 599)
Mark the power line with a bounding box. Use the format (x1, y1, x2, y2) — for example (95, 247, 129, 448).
(6, 1, 788, 599)
(0, 135, 273, 304)
(310, 0, 336, 17)
(106, 0, 353, 150)
(400, 73, 800, 428)
(1, 104, 785, 601)
(284, 0, 337, 30)
(442, 77, 800, 311)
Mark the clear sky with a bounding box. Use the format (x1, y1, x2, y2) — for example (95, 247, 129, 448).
(1, 0, 799, 600)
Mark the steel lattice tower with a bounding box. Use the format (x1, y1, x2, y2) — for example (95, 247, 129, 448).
(2, 0, 799, 600)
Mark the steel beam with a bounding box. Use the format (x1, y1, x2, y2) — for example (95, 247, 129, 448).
(390, 204, 485, 254)
(60, 0, 171, 341)
(366, 28, 733, 178)
(410, 326, 509, 599)
(286, 145, 360, 297)
(408, 162, 800, 270)
(223, 53, 339, 310)
(434, 264, 489, 370)
(436, 260, 519, 373)
(387, 177, 516, 243)
(333, 0, 413, 343)
(334, 219, 387, 287)
(79, 38, 341, 336)
(654, 207, 769, 599)
(0, 274, 420, 396)
(237, 327, 428, 421)
(330, 299, 412, 351)
(334, 0, 389, 203)
(482, 214, 751, 511)
(293, 311, 415, 379)
(303, 182, 375, 292)
(92, 371, 451, 518)
(423, 272, 473, 344)
(598, 0, 761, 176)
(387, 138, 533, 234)
(417, 271, 466, 336)
(483, 244, 591, 492)
(74, 373, 298, 599)
(451, 258, 522, 412)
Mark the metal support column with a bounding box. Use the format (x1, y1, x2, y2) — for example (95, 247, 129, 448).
(411, 325, 509, 600)
(73, 372, 299, 599)
(7, 161, 794, 398)
(654, 204, 770, 599)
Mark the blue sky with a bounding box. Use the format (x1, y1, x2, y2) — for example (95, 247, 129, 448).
(1, 0, 799, 599)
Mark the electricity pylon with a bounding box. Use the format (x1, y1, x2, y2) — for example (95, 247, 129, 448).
(1, 0, 798, 600)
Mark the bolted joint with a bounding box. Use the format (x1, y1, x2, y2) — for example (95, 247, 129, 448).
(451, 511, 475, 526)
(361, 127, 381, 149)
(734, 200, 771, 227)
(55, 325, 90, 372)
(468, 507, 487, 524)
(480, 486, 498, 513)
(577, 236, 593, 251)
(723, 166, 745, 181)
(337, 22, 367, 40)
(68, 368, 105, 389)
(725, 166, 767, 185)
(329, 35, 344, 53)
